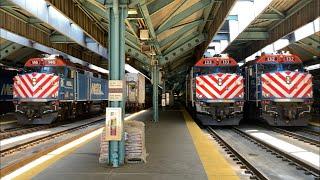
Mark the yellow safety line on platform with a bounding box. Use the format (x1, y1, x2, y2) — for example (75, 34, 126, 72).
(182, 109, 239, 180)
(2, 109, 149, 180)
(0, 120, 17, 125)
(2, 128, 103, 180)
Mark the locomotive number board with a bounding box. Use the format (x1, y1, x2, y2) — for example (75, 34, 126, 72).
(260, 55, 301, 63)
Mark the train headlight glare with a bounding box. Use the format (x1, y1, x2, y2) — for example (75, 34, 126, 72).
(218, 78, 222, 86)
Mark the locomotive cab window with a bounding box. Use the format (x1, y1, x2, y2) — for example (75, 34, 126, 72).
(281, 63, 304, 72)
(258, 64, 278, 73)
(25, 66, 64, 75)
(194, 66, 238, 76)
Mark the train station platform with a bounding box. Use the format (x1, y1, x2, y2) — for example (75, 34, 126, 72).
(5, 109, 238, 180)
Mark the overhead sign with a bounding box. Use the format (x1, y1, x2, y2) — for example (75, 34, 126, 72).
(108, 80, 123, 101)
(105, 107, 122, 141)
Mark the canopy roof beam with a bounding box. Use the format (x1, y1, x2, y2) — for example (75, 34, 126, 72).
(156, 0, 211, 35)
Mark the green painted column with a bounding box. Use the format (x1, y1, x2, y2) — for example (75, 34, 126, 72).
(107, 0, 128, 167)
(152, 64, 159, 122)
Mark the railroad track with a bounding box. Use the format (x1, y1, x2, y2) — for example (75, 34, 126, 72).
(0, 125, 51, 140)
(0, 113, 104, 140)
(207, 127, 268, 180)
(299, 127, 320, 137)
(270, 127, 320, 147)
(0, 118, 104, 157)
(233, 127, 320, 178)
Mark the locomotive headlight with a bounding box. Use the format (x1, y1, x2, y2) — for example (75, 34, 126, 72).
(32, 78, 37, 86)
(263, 93, 269, 97)
(286, 76, 291, 84)
(218, 78, 222, 86)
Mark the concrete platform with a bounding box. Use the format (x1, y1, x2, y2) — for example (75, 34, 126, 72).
(10, 109, 238, 180)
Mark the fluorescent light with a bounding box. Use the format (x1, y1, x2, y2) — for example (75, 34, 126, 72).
(125, 64, 140, 73)
(294, 18, 320, 41)
(274, 39, 290, 51)
(128, 9, 138, 15)
(88, 64, 109, 74)
(305, 64, 320, 71)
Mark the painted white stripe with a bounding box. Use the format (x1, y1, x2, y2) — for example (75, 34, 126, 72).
(196, 84, 213, 99)
(289, 75, 310, 97)
(16, 76, 32, 98)
(227, 85, 243, 99)
(271, 73, 300, 90)
(262, 75, 291, 97)
(263, 83, 282, 98)
(220, 76, 241, 98)
(23, 74, 35, 92)
(297, 84, 312, 98)
(30, 74, 52, 92)
(42, 80, 59, 98)
(14, 84, 26, 98)
(199, 77, 221, 98)
(33, 76, 59, 98)
(215, 74, 237, 91)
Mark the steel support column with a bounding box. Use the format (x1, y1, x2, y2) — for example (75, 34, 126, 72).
(152, 64, 159, 122)
(107, 0, 128, 167)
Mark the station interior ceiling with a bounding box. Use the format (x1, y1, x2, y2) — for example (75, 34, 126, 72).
(0, 0, 319, 92)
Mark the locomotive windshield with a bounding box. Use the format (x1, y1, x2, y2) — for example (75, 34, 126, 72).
(25, 66, 65, 75)
(258, 63, 304, 73)
(194, 66, 238, 76)
(281, 63, 304, 71)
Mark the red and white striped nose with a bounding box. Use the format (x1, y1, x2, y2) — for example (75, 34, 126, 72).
(195, 73, 244, 100)
(13, 73, 60, 99)
(261, 71, 313, 99)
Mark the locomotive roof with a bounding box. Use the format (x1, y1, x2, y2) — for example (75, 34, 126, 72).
(255, 54, 302, 64)
(24, 56, 106, 75)
(25, 57, 75, 67)
(194, 56, 238, 67)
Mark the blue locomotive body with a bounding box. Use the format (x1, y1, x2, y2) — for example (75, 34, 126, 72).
(13, 56, 108, 124)
(0, 65, 18, 115)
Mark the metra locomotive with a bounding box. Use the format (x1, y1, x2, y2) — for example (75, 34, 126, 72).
(13, 55, 108, 124)
(186, 55, 244, 125)
(243, 53, 313, 126)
